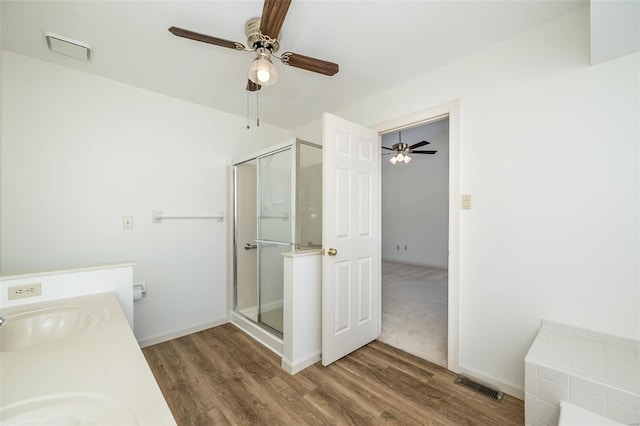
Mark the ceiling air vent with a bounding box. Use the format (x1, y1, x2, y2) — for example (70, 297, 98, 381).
(45, 32, 91, 61)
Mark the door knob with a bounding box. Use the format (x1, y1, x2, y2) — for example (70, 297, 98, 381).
(327, 248, 337, 256)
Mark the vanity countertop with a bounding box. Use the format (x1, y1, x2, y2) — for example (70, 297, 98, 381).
(0, 292, 176, 425)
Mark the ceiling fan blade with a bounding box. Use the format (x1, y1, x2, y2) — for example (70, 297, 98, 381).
(280, 52, 339, 76)
(381, 146, 395, 151)
(246, 79, 262, 92)
(260, 0, 292, 39)
(409, 140, 430, 149)
(412, 150, 438, 154)
(168, 26, 246, 50)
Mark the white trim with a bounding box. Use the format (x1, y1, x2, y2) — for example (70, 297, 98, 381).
(281, 351, 321, 375)
(226, 160, 234, 323)
(230, 311, 283, 356)
(137, 318, 227, 348)
(372, 99, 461, 374)
(459, 364, 524, 400)
(0, 261, 136, 281)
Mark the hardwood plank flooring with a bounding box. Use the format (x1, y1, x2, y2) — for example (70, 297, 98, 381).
(143, 324, 523, 425)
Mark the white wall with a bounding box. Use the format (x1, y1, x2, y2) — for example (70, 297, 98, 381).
(1, 51, 293, 344)
(381, 120, 449, 268)
(296, 6, 640, 395)
(590, 0, 640, 65)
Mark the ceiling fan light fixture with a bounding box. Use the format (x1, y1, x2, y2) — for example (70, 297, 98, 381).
(248, 49, 278, 86)
(403, 154, 412, 164)
(389, 155, 398, 164)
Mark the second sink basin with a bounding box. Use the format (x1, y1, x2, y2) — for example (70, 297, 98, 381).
(0, 305, 109, 352)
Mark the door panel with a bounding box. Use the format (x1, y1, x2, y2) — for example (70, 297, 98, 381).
(357, 257, 372, 324)
(358, 172, 372, 236)
(322, 113, 380, 366)
(334, 261, 351, 334)
(335, 167, 351, 239)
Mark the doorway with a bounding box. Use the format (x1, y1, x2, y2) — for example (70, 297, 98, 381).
(371, 101, 461, 372)
(378, 118, 449, 367)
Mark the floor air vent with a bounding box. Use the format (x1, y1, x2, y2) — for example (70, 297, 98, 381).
(454, 376, 504, 402)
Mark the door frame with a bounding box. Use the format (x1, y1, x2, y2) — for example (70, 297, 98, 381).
(372, 99, 461, 373)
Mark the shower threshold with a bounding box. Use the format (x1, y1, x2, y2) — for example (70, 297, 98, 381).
(230, 311, 284, 357)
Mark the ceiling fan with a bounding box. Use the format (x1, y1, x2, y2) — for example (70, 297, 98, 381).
(382, 131, 437, 164)
(168, 0, 339, 92)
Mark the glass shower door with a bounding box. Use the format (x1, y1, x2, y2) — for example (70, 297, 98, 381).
(257, 148, 293, 335)
(234, 159, 258, 322)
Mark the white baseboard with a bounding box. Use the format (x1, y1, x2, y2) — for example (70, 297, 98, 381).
(281, 351, 321, 375)
(382, 258, 448, 269)
(230, 311, 283, 357)
(458, 363, 524, 400)
(137, 318, 227, 348)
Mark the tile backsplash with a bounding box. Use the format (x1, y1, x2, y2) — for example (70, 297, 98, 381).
(525, 320, 639, 426)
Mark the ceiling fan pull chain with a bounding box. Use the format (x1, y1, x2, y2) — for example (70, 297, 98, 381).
(246, 91, 251, 129)
(256, 90, 260, 127)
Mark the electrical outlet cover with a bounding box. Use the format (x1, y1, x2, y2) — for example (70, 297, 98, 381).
(8, 283, 42, 300)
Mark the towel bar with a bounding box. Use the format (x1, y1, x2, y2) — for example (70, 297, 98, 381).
(152, 210, 224, 223)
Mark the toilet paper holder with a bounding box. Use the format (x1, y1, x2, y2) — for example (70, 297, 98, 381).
(133, 284, 147, 301)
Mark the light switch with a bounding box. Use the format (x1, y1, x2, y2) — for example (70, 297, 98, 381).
(461, 194, 472, 210)
(123, 216, 133, 229)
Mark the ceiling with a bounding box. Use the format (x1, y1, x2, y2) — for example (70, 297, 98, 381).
(1, 0, 586, 130)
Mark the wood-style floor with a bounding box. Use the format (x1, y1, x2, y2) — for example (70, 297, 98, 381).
(143, 324, 524, 425)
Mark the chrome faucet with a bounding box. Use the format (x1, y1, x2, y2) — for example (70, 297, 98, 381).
(0, 316, 4, 326)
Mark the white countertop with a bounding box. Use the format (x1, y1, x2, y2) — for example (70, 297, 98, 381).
(0, 292, 176, 425)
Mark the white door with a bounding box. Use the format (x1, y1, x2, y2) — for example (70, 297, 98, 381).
(322, 113, 380, 366)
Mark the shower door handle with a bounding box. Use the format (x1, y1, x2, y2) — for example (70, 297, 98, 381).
(244, 243, 257, 250)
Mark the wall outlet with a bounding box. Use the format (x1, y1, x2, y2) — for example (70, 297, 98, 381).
(8, 282, 42, 300)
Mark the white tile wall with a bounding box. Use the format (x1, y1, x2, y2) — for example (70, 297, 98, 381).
(525, 320, 640, 426)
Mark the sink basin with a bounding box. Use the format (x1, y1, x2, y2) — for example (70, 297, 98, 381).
(0, 305, 109, 352)
(0, 392, 138, 425)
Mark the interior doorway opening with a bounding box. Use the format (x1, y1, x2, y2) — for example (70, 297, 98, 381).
(378, 116, 450, 367)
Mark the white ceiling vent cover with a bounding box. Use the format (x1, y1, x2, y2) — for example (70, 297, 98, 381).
(45, 32, 91, 60)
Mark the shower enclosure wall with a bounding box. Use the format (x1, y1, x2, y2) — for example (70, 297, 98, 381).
(233, 139, 322, 341)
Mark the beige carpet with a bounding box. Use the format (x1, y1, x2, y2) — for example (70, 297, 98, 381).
(378, 261, 448, 367)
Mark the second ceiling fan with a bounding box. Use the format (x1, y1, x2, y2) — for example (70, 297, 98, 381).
(169, 0, 339, 92)
(383, 131, 437, 164)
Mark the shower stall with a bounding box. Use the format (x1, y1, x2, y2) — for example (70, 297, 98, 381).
(233, 139, 322, 340)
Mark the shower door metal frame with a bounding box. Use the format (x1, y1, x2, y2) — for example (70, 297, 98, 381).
(232, 158, 259, 325)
